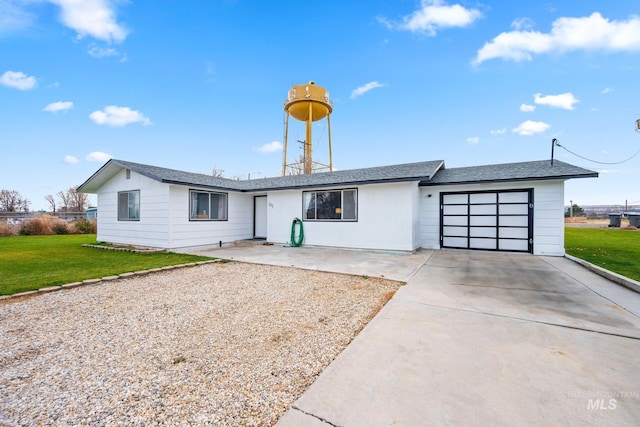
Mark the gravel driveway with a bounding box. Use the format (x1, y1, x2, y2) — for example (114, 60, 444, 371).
(0, 262, 401, 426)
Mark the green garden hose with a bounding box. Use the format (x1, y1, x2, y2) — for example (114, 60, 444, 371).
(290, 218, 304, 247)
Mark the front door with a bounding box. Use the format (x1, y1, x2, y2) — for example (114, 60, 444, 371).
(254, 196, 267, 238)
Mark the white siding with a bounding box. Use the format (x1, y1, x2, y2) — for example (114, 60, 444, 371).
(96, 169, 170, 247)
(95, 170, 254, 249)
(419, 180, 566, 256)
(266, 182, 419, 251)
(166, 186, 253, 249)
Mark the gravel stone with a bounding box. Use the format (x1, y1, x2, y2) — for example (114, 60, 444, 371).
(0, 262, 400, 426)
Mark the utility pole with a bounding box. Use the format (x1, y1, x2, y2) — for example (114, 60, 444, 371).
(570, 200, 573, 218)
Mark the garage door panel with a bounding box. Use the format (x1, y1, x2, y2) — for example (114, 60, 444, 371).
(470, 216, 496, 226)
(443, 237, 468, 247)
(469, 193, 496, 203)
(443, 205, 468, 215)
(443, 216, 468, 226)
(443, 194, 468, 204)
(443, 226, 468, 237)
(499, 227, 529, 239)
(500, 204, 529, 215)
(499, 215, 528, 227)
(470, 227, 496, 238)
(441, 190, 532, 253)
(470, 205, 496, 215)
(499, 192, 528, 203)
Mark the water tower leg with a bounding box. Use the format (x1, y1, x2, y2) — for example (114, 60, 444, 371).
(327, 113, 333, 172)
(305, 102, 313, 174)
(282, 113, 290, 176)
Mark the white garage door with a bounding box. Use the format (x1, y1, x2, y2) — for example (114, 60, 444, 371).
(440, 190, 533, 253)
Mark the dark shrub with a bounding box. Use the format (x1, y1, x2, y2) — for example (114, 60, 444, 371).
(74, 219, 96, 234)
(52, 222, 69, 235)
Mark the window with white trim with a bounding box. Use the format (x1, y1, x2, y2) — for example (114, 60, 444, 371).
(303, 189, 357, 221)
(118, 190, 140, 221)
(190, 190, 228, 220)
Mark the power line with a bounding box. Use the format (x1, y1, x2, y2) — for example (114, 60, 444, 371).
(554, 139, 640, 165)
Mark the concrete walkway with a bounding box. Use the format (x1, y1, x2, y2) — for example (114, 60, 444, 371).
(273, 250, 640, 426)
(179, 244, 433, 282)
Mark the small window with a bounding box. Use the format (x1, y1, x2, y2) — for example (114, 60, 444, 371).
(303, 189, 357, 221)
(118, 190, 140, 221)
(190, 190, 228, 220)
(125, 169, 131, 179)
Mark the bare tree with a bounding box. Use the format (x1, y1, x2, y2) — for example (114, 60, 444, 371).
(57, 187, 89, 212)
(44, 194, 57, 213)
(0, 190, 29, 212)
(212, 167, 225, 178)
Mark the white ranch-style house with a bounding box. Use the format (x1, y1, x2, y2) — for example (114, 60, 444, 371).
(78, 158, 597, 256)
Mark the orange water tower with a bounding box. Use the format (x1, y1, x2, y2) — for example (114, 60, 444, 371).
(282, 81, 333, 175)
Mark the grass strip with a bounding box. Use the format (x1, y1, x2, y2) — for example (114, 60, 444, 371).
(0, 235, 211, 295)
(565, 227, 640, 282)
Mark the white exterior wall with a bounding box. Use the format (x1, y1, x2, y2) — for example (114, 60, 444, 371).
(166, 185, 253, 249)
(266, 182, 419, 251)
(96, 169, 171, 247)
(419, 180, 566, 256)
(95, 170, 254, 249)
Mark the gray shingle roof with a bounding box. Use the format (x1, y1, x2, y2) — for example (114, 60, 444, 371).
(424, 160, 597, 186)
(78, 158, 597, 194)
(79, 159, 445, 193)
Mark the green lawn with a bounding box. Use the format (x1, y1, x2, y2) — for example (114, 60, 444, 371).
(0, 235, 211, 295)
(565, 227, 640, 282)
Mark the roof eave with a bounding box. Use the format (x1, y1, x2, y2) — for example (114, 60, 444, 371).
(421, 173, 599, 187)
(250, 176, 429, 192)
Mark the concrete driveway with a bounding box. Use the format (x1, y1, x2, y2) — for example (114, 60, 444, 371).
(273, 250, 640, 426)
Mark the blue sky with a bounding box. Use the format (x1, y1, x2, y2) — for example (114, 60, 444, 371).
(1, 0, 639, 210)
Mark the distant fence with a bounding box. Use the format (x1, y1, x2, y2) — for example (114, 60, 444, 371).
(0, 212, 88, 222)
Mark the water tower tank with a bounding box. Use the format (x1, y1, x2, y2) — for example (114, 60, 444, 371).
(282, 81, 333, 175)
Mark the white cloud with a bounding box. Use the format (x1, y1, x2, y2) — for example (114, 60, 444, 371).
(601, 87, 614, 94)
(490, 128, 507, 135)
(47, 0, 128, 43)
(0, 70, 37, 90)
(89, 105, 151, 127)
(520, 103, 536, 112)
(466, 136, 479, 144)
(474, 12, 640, 64)
(86, 151, 112, 162)
(392, 0, 482, 36)
(511, 17, 535, 31)
(64, 155, 79, 164)
(88, 44, 126, 61)
(350, 81, 387, 99)
(44, 101, 73, 112)
(534, 92, 579, 110)
(256, 141, 283, 153)
(512, 120, 550, 136)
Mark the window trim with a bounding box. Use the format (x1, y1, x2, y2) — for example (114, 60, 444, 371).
(117, 190, 140, 221)
(189, 189, 229, 221)
(302, 188, 358, 222)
